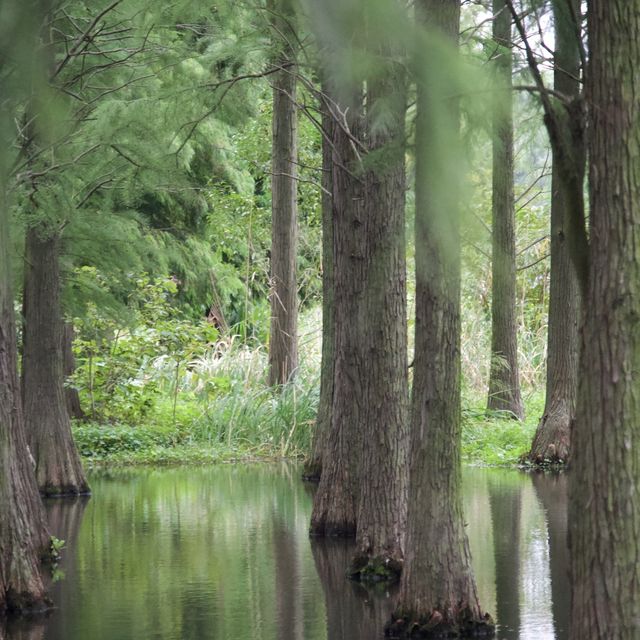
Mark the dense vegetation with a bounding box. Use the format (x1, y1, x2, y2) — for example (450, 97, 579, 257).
(1, 0, 639, 637)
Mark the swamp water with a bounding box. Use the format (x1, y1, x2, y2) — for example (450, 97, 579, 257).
(3, 465, 568, 640)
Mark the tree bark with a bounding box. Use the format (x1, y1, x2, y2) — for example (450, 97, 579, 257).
(486, 0, 524, 420)
(310, 38, 409, 581)
(526, 0, 582, 465)
(62, 323, 84, 421)
(350, 57, 409, 582)
(303, 88, 334, 483)
(22, 226, 89, 497)
(309, 84, 364, 539)
(268, 0, 299, 387)
(0, 200, 50, 615)
(388, 1, 493, 636)
(569, 1, 640, 637)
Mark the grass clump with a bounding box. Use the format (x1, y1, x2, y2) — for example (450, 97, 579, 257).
(461, 394, 544, 466)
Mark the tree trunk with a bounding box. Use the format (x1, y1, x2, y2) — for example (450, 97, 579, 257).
(0, 200, 50, 615)
(62, 323, 84, 421)
(303, 87, 334, 483)
(569, 1, 640, 637)
(388, 1, 493, 637)
(526, 0, 582, 465)
(22, 226, 89, 497)
(309, 85, 364, 539)
(350, 58, 409, 582)
(268, 0, 298, 387)
(486, 0, 524, 420)
(310, 41, 409, 580)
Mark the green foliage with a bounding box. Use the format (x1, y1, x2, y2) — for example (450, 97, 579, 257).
(461, 395, 544, 466)
(74, 423, 187, 459)
(48, 536, 67, 582)
(72, 273, 218, 424)
(72, 308, 321, 462)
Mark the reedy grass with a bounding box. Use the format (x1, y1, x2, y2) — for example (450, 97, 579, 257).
(75, 303, 547, 467)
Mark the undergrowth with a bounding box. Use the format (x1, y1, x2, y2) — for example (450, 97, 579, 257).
(71, 302, 547, 467)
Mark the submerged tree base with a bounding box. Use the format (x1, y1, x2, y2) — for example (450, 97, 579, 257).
(2, 589, 53, 617)
(348, 552, 403, 584)
(524, 412, 571, 467)
(308, 520, 356, 538)
(301, 462, 321, 483)
(39, 484, 91, 499)
(385, 608, 495, 639)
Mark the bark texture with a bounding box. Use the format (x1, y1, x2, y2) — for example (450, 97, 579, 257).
(303, 89, 334, 482)
(22, 227, 89, 497)
(487, 0, 524, 420)
(351, 61, 409, 581)
(309, 85, 363, 539)
(310, 40, 409, 578)
(389, 1, 493, 636)
(527, 0, 581, 465)
(0, 205, 50, 615)
(268, 0, 298, 387)
(569, 1, 640, 637)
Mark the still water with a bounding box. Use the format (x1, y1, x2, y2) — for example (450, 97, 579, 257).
(3, 465, 568, 640)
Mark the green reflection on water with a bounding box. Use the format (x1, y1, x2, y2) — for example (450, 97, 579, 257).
(1, 464, 568, 640)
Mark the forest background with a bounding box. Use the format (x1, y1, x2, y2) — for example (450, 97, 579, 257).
(3, 0, 552, 467)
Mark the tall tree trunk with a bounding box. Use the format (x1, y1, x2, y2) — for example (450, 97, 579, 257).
(350, 58, 409, 582)
(388, 1, 493, 636)
(22, 226, 89, 497)
(62, 322, 84, 421)
(526, 0, 582, 465)
(268, 0, 299, 387)
(0, 201, 50, 614)
(309, 85, 364, 539)
(487, 0, 524, 420)
(569, 1, 640, 637)
(303, 87, 334, 483)
(310, 35, 409, 579)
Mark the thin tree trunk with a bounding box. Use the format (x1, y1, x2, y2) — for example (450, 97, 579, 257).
(527, 0, 581, 465)
(303, 87, 334, 483)
(487, 0, 524, 420)
(570, 1, 640, 637)
(268, 0, 298, 387)
(0, 199, 50, 615)
(22, 226, 89, 497)
(388, 1, 493, 636)
(62, 322, 84, 421)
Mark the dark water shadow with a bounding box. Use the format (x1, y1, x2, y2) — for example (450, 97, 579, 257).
(311, 539, 397, 640)
(1, 497, 89, 640)
(530, 472, 569, 640)
(488, 472, 522, 639)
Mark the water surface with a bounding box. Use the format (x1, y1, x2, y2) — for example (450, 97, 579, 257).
(3, 465, 568, 640)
